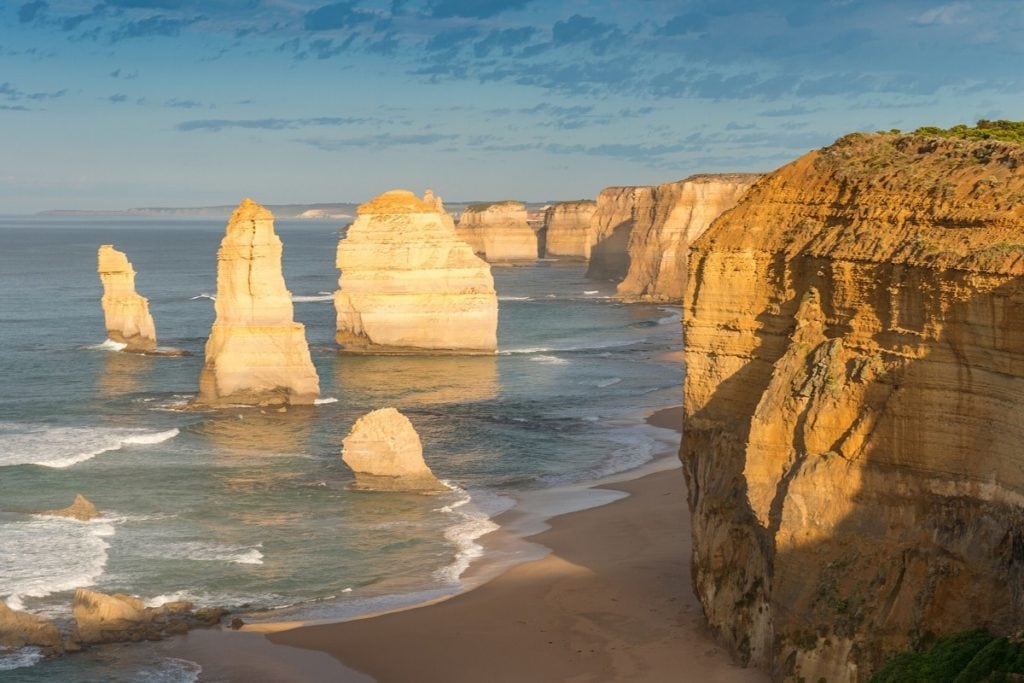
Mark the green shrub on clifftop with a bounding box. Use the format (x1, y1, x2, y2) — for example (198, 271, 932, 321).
(871, 629, 1024, 682)
(912, 120, 1024, 144)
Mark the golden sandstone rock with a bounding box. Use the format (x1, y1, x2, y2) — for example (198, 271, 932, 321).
(193, 198, 319, 407)
(341, 407, 446, 493)
(42, 494, 100, 521)
(97, 245, 157, 353)
(543, 200, 597, 258)
(456, 200, 538, 261)
(616, 174, 758, 302)
(683, 132, 1024, 681)
(0, 601, 63, 653)
(334, 189, 498, 354)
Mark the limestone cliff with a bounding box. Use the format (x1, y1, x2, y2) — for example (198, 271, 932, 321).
(543, 200, 597, 258)
(335, 189, 498, 354)
(617, 174, 759, 302)
(193, 199, 319, 407)
(456, 201, 538, 261)
(586, 186, 654, 281)
(341, 407, 446, 492)
(97, 245, 157, 353)
(683, 132, 1024, 681)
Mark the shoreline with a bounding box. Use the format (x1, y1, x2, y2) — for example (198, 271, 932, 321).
(162, 406, 766, 682)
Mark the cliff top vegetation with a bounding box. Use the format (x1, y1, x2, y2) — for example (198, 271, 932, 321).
(464, 201, 523, 213)
(905, 120, 1024, 144)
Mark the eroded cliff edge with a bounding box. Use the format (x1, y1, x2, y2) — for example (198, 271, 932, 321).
(683, 132, 1024, 681)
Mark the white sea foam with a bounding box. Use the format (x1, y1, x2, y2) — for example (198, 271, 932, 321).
(139, 541, 264, 565)
(498, 295, 532, 301)
(314, 397, 339, 405)
(432, 484, 507, 584)
(0, 647, 42, 671)
(594, 377, 622, 388)
(583, 290, 600, 294)
(1, 517, 115, 610)
(655, 308, 682, 325)
(292, 293, 334, 302)
(129, 658, 203, 683)
(90, 339, 127, 352)
(529, 355, 569, 365)
(0, 423, 180, 469)
(500, 338, 641, 355)
(190, 293, 216, 301)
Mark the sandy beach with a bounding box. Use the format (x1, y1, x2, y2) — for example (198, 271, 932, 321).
(242, 406, 765, 683)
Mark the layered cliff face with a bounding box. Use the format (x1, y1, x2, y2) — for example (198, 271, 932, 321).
(194, 199, 320, 407)
(683, 132, 1024, 681)
(586, 186, 654, 281)
(97, 245, 157, 353)
(335, 190, 498, 353)
(544, 200, 597, 258)
(456, 201, 538, 261)
(617, 174, 759, 302)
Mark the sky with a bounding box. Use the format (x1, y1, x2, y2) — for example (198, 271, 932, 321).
(1, 0, 1022, 213)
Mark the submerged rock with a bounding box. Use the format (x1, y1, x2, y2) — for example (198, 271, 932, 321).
(341, 407, 447, 493)
(72, 588, 225, 645)
(97, 245, 157, 353)
(41, 494, 99, 522)
(334, 189, 498, 354)
(193, 198, 320, 407)
(0, 601, 63, 654)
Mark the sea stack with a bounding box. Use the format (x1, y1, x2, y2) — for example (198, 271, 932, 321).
(684, 131, 1024, 680)
(617, 174, 759, 302)
(97, 245, 157, 353)
(341, 407, 446, 492)
(193, 198, 319, 407)
(456, 201, 538, 261)
(334, 189, 498, 354)
(585, 186, 654, 282)
(543, 200, 597, 258)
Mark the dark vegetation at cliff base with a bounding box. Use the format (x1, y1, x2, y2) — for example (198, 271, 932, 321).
(871, 629, 1024, 682)
(900, 120, 1024, 144)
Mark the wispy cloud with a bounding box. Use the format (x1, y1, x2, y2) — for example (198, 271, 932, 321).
(0, 81, 66, 101)
(176, 116, 372, 132)
(301, 132, 458, 150)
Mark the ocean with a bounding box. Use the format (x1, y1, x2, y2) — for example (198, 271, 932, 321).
(0, 216, 683, 681)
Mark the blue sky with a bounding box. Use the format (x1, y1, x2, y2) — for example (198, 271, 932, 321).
(1, 0, 1021, 212)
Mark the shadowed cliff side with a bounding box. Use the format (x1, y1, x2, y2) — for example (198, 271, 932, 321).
(683, 131, 1024, 681)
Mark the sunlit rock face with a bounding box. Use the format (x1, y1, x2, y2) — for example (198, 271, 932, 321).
(341, 407, 446, 493)
(456, 201, 538, 261)
(585, 186, 654, 282)
(334, 189, 498, 354)
(97, 245, 157, 353)
(193, 198, 319, 407)
(683, 132, 1024, 681)
(543, 200, 597, 259)
(616, 174, 759, 302)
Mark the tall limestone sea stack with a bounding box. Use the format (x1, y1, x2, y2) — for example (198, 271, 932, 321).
(456, 201, 538, 261)
(585, 186, 654, 281)
(616, 174, 759, 302)
(97, 245, 157, 353)
(193, 199, 319, 407)
(334, 189, 498, 353)
(543, 200, 597, 258)
(683, 131, 1024, 681)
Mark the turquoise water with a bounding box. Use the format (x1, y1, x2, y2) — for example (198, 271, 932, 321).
(0, 217, 683, 680)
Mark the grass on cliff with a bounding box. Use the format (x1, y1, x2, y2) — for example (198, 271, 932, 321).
(906, 119, 1024, 144)
(871, 629, 1024, 682)
(464, 200, 521, 212)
